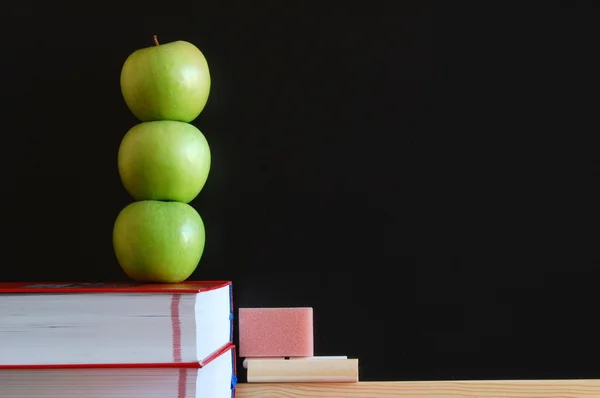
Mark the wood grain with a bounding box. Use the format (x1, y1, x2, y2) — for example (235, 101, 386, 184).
(236, 379, 600, 397)
(246, 358, 358, 383)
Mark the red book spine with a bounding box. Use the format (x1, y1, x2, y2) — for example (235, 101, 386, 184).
(0, 280, 232, 294)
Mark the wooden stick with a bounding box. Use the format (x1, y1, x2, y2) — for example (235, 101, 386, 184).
(236, 379, 600, 397)
(243, 356, 348, 369)
(245, 358, 358, 383)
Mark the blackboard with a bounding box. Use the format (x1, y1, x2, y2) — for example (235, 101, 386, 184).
(2, 9, 591, 383)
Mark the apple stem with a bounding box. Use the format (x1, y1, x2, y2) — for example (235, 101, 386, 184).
(153, 35, 159, 46)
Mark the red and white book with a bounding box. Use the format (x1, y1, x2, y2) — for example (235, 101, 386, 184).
(0, 281, 233, 366)
(0, 342, 238, 398)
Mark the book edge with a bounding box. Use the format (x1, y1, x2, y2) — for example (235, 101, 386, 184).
(0, 280, 232, 294)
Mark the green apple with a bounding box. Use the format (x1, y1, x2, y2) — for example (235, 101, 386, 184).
(113, 200, 205, 283)
(120, 37, 211, 122)
(118, 120, 211, 203)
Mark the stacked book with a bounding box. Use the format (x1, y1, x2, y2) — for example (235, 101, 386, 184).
(0, 281, 237, 398)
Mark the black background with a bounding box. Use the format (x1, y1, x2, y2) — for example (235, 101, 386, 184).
(0, 8, 596, 382)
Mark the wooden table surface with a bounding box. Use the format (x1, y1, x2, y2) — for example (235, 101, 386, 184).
(236, 379, 600, 397)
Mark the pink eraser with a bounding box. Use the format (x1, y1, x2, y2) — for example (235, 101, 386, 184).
(239, 307, 314, 357)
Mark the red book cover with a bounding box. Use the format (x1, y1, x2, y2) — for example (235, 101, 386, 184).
(0, 281, 236, 369)
(0, 280, 231, 294)
(0, 344, 238, 398)
(0, 342, 235, 370)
